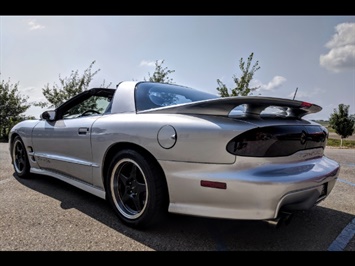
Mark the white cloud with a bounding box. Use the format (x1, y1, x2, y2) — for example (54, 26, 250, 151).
(320, 22, 355, 72)
(20, 86, 46, 102)
(27, 19, 45, 31)
(139, 60, 162, 67)
(253, 76, 287, 92)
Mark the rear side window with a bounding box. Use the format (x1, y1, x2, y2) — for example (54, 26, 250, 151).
(135, 82, 218, 111)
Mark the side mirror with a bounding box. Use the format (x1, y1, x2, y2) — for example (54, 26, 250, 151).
(40, 110, 56, 121)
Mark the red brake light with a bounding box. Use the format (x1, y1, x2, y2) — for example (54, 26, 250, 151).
(301, 102, 313, 108)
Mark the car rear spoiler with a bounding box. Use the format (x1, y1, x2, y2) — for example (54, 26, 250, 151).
(139, 96, 322, 119)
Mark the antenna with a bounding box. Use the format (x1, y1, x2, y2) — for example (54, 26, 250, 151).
(292, 87, 298, 100)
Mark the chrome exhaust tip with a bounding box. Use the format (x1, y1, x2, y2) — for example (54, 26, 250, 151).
(264, 217, 282, 228)
(264, 212, 294, 228)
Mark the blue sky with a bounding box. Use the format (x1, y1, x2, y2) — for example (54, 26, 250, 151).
(1, 16, 354, 120)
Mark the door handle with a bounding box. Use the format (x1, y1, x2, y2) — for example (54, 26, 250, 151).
(78, 127, 89, 135)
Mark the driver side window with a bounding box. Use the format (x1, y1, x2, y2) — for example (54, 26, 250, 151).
(63, 96, 111, 119)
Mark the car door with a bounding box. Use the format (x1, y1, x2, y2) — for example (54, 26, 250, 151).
(31, 89, 113, 185)
(31, 116, 100, 184)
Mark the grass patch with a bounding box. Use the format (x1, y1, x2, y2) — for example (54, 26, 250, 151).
(327, 127, 335, 133)
(327, 138, 355, 148)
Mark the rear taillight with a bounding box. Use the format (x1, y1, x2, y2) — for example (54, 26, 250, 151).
(226, 125, 327, 157)
(301, 102, 313, 108)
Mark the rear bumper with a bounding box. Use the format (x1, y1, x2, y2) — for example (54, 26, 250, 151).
(277, 177, 337, 212)
(160, 153, 340, 220)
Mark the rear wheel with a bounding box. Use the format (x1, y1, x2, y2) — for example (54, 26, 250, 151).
(106, 149, 168, 229)
(12, 136, 31, 178)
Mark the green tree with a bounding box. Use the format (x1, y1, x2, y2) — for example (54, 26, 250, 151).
(0, 78, 34, 141)
(217, 52, 260, 97)
(329, 104, 355, 147)
(35, 60, 110, 109)
(145, 60, 175, 84)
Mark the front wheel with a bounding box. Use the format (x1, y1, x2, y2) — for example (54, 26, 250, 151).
(12, 136, 31, 178)
(106, 149, 168, 229)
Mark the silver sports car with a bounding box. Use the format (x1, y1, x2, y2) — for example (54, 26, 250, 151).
(9, 81, 340, 229)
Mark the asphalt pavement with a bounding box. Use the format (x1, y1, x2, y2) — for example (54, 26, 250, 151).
(0, 142, 354, 252)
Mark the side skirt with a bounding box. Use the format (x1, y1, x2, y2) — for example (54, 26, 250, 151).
(30, 168, 106, 199)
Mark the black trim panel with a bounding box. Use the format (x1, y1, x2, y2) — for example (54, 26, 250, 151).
(226, 125, 327, 157)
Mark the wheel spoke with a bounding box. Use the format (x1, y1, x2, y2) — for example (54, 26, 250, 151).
(129, 165, 146, 211)
(134, 182, 147, 211)
(118, 172, 130, 200)
(129, 164, 137, 178)
(131, 193, 144, 212)
(18, 160, 24, 171)
(118, 172, 129, 186)
(16, 144, 23, 162)
(135, 182, 147, 195)
(120, 190, 132, 203)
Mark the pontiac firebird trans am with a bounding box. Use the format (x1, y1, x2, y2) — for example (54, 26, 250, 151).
(9, 81, 340, 229)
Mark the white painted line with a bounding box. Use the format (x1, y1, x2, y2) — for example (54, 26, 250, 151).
(338, 178, 355, 186)
(328, 218, 355, 251)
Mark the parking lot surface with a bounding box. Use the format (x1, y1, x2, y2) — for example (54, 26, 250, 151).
(0, 143, 354, 251)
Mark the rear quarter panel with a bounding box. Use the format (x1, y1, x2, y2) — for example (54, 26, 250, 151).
(90, 113, 256, 166)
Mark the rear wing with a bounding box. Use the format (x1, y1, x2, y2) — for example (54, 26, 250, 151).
(139, 96, 322, 119)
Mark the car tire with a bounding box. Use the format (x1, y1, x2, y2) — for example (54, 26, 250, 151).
(11, 136, 31, 178)
(106, 149, 168, 229)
